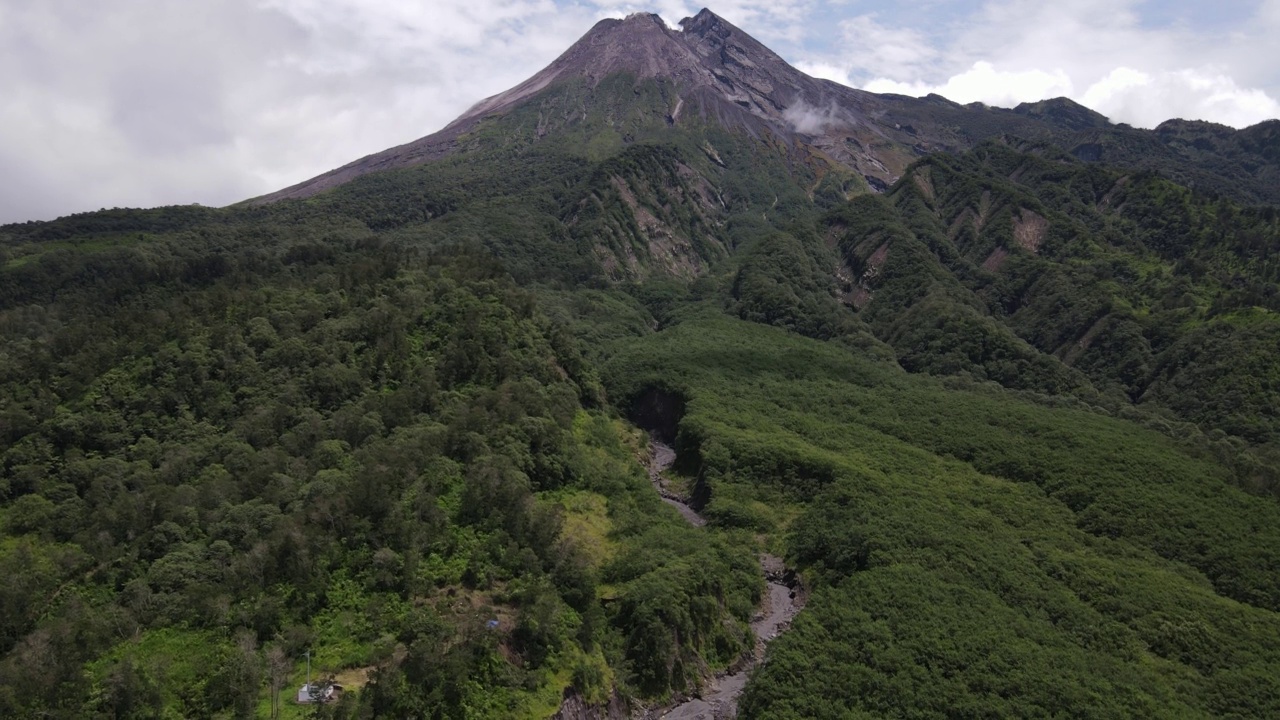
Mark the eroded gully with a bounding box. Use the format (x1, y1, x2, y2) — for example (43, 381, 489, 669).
(644, 439, 804, 720)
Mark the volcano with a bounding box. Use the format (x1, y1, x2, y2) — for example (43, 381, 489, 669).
(254, 8, 1280, 207)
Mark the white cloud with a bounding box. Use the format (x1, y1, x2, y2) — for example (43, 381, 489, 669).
(0, 0, 598, 224)
(795, 61, 852, 87)
(582, 0, 814, 43)
(1, 0, 1276, 224)
(783, 100, 841, 134)
(864, 61, 1074, 108)
(831, 14, 938, 81)
(801, 0, 1280, 130)
(1261, 0, 1280, 26)
(0, 0, 301, 222)
(0, 0, 827, 224)
(1082, 67, 1280, 128)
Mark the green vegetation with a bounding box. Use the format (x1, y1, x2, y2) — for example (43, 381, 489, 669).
(2, 70, 1279, 718)
(0, 233, 757, 717)
(603, 314, 1280, 718)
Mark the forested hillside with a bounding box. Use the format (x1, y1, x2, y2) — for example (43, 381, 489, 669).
(0, 218, 762, 717)
(3, 19, 1280, 717)
(601, 312, 1280, 718)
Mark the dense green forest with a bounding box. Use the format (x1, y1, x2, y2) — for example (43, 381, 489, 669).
(604, 314, 1280, 717)
(3, 68, 1279, 718)
(0, 228, 760, 717)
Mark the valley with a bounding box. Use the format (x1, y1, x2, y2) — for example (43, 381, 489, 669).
(642, 437, 802, 720)
(1, 7, 1279, 719)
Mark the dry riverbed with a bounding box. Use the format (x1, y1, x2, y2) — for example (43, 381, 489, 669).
(643, 439, 803, 720)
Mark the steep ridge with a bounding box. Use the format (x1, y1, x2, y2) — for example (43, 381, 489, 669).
(252, 9, 919, 203)
(250, 8, 1280, 207)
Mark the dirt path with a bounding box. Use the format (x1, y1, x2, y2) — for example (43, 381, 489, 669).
(644, 438, 803, 720)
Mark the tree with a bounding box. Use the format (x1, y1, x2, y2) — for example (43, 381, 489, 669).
(266, 644, 290, 720)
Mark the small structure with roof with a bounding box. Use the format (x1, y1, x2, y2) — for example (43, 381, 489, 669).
(295, 650, 343, 704)
(297, 681, 340, 704)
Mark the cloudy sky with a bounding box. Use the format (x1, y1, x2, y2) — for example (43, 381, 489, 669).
(2, 0, 1278, 224)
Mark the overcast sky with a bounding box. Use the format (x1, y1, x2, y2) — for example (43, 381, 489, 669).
(2, 0, 1278, 224)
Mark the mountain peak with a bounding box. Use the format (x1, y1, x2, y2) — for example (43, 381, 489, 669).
(1012, 97, 1111, 131)
(254, 6, 834, 203)
(265, 7, 1251, 207)
(622, 10, 668, 27)
(679, 7, 721, 32)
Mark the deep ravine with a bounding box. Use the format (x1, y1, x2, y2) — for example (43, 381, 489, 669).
(643, 438, 803, 720)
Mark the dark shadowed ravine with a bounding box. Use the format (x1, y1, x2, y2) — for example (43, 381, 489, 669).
(644, 439, 804, 720)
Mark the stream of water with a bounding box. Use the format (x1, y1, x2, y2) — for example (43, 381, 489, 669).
(645, 439, 803, 720)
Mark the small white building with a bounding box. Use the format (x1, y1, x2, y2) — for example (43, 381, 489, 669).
(297, 682, 337, 704)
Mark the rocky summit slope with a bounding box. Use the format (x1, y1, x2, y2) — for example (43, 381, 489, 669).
(253, 8, 1280, 206)
(253, 9, 910, 202)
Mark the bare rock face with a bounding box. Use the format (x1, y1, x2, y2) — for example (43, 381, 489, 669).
(250, 8, 928, 204)
(452, 12, 698, 124)
(552, 687, 629, 720)
(248, 7, 1280, 208)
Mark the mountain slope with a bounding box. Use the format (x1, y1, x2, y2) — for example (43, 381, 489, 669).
(2, 6, 1280, 719)
(252, 9, 1280, 206)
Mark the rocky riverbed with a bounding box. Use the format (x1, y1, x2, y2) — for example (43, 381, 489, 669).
(644, 439, 803, 720)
